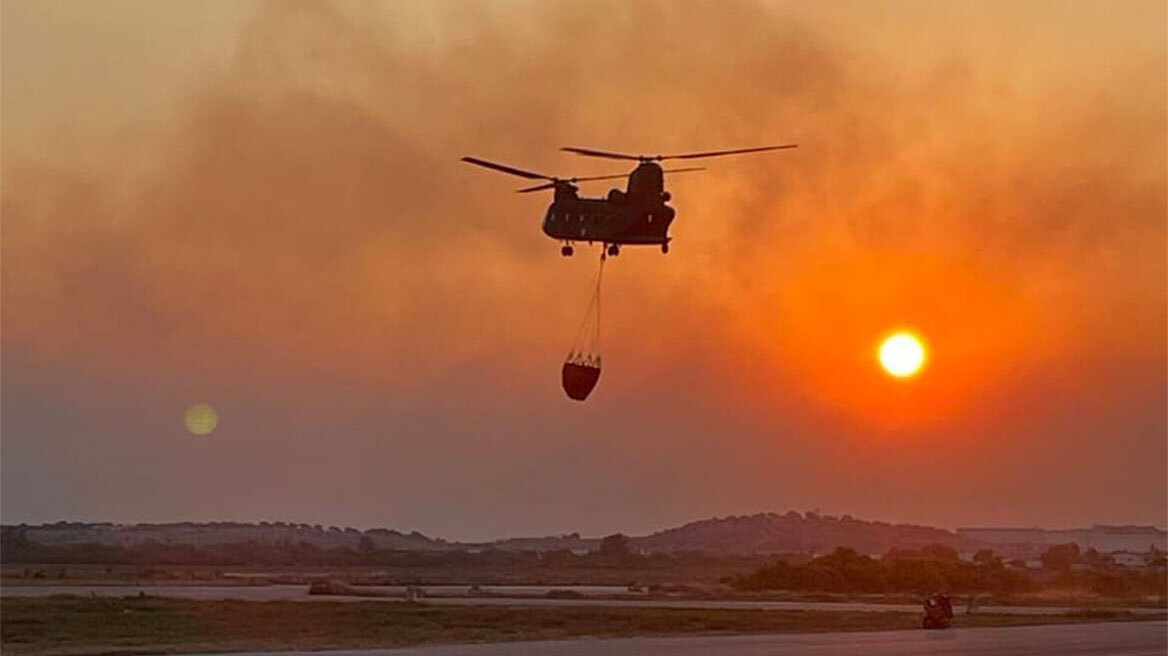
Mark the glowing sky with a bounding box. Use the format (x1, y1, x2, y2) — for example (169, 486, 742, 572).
(2, 0, 1164, 540)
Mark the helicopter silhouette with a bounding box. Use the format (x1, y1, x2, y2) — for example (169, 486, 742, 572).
(462, 145, 796, 257)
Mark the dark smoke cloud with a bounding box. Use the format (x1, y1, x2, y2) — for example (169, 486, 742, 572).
(2, 0, 1164, 537)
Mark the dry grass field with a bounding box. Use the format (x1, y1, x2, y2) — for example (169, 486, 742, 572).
(2, 596, 1161, 655)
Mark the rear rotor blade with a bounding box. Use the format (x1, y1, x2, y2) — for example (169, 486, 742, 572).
(560, 147, 643, 161)
(562, 145, 797, 162)
(461, 156, 554, 180)
(661, 144, 797, 160)
(661, 166, 705, 174)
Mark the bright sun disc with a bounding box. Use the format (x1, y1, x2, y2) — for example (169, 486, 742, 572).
(879, 332, 927, 378)
(184, 403, 219, 436)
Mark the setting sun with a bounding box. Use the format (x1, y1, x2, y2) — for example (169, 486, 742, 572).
(879, 332, 927, 378)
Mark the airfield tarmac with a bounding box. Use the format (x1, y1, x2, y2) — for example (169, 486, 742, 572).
(204, 621, 1167, 656)
(2, 584, 1162, 616)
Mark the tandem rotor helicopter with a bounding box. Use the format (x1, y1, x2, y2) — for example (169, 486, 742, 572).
(462, 144, 797, 402)
(461, 144, 797, 257)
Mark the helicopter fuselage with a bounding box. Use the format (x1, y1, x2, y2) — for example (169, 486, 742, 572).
(542, 197, 675, 246)
(541, 160, 676, 248)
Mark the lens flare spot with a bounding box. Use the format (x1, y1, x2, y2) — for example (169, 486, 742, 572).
(879, 331, 927, 378)
(184, 403, 219, 435)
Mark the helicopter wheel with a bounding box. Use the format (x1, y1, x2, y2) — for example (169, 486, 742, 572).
(607, 244, 620, 257)
(661, 243, 670, 254)
(561, 244, 574, 257)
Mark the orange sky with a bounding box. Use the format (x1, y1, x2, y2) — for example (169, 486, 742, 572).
(2, 0, 1165, 540)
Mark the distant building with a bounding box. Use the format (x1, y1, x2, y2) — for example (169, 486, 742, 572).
(1113, 552, 1149, 568)
(957, 525, 1167, 555)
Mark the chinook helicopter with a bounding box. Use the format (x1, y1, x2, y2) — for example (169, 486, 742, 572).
(461, 144, 796, 257)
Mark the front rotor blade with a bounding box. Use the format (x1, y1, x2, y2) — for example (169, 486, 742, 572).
(516, 182, 557, 193)
(662, 144, 798, 160)
(570, 173, 631, 183)
(560, 147, 643, 161)
(517, 173, 625, 193)
(461, 156, 553, 180)
(516, 168, 703, 192)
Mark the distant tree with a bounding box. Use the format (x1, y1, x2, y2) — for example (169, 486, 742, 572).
(1083, 548, 1114, 568)
(883, 547, 917, 561)
(1088, 571, 1128, 596)
(885, 557, 946, 593)
(358, 536, 375, 553)
(1040, 543, 1081, 571)
(598, 533, 631, 558)
(973, 549, 998, 566)
(814, 547, 885, 592)
(800, 564, 848, 592)
(541, 549, 580, 567)
(921, 544, 959, 562)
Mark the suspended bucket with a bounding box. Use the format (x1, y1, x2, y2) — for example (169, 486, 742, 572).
(562, 353, 601, 401)
(562, 253, 606, 401)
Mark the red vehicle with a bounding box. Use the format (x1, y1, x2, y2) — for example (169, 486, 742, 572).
(923, 593, 954, 629)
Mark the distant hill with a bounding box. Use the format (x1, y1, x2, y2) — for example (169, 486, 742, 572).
(2, 512, 955, 557)
(7, 521, 456, 552)
(630, 512, 956, 555)
(4, 513, 1163, 558)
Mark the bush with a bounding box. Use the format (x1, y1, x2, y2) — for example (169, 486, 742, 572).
(733, 544, 1033, 595)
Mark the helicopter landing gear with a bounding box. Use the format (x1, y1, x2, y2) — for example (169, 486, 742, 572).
(661, 242, 670, 254)
(561, 243, 574, 257)
(607, 244, 620, 257)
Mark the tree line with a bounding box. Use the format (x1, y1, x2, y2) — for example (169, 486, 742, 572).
(730, 544, 1165, 598)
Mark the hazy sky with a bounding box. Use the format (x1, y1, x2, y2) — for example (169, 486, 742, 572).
(2, 0, 1165, 541)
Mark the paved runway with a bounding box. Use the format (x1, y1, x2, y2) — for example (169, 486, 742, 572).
(206, 621, 1166, 656)
(4, 585, 1161, 616)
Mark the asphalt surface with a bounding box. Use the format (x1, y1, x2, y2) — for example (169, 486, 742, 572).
(3, 584, 1162, 616)
(202, 621, 1167, 656)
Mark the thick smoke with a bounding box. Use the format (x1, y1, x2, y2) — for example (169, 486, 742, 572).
(2, 1, 1164, 535)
